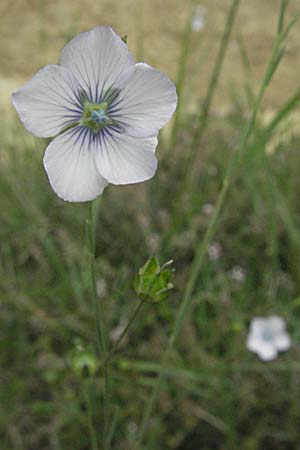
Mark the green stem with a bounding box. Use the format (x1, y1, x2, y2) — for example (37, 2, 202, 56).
(84, 380, 99, 450)
(105, 299, 145, 365)
(87, 201, 105, 353)
(86, 201, 109, 449)
(165, 3, 195, 160)
(277, 0, 289, 34)
(106, 407, 119, 450)
(183, 0, 241, 179)
(136, 11, 297, 446)
(164, 0, 240, 250)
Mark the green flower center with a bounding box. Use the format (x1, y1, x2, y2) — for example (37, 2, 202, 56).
(81, 101, 112, 131)
(262, 329, 273, 342)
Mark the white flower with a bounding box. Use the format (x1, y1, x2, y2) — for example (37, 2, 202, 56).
(12, 26, 177, 202)
(109, 317, 127, 343)
(127, 421, 138, 435)
(208, 165, 218, 176)
(230, 266, 246, 283)
(202, 203, 214, 216)
(147, 233, 160, 253)
(247, 316, 291, 361)
(208, 242, 222, 261)
(96, 279, 107, 298)
(192, 6, 206, 32)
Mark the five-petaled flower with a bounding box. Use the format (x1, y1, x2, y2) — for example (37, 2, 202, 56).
(12, 26, 177, 202)
(247, 316, 291, 361)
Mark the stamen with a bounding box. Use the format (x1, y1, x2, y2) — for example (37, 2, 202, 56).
(91, 109, 109, 124)
(262, 329, 273, 342)
(81, 101, 112, 132)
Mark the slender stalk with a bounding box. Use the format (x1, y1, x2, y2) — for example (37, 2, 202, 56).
(165, 0, 241, 246)
(166, 2, 195, 159)
(183, 0, 241, 180)
(87, 201, 105, 353)
(136, 11, 297, 446)
(105, 299, 145, 364)
(106, 407, 119, 450)
(277, 0, 289, 34)
(86, 201, 109, 449)
(84, 380, 99, 450)
(264, 87, 300, 135)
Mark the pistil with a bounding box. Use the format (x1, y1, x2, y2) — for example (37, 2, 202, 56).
(81, 101, 112, 132)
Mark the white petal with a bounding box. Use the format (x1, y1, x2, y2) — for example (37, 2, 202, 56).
(246, 333, 262, 353)
(43, 127, 108, 202)
(247, 333, 277, 361)
(59, 26, 134, 103)
(256, 342, 278, 361)
(12, 65, 83, 138)
(110, 63, 177, 137)
(275, 333, 291, 352)
(249, 318, 266, 334)
(95, 131, 158, 184)
(268, 315, 285, 333)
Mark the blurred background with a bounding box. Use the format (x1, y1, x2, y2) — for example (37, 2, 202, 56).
(1, 0, 300, 108)
(1, 0, 300, 449)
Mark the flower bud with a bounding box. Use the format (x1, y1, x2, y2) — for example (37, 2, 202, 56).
(134, 256, 174, 304)
(70, 340, 98, 378)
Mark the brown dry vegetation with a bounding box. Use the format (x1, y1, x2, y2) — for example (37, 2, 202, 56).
(0, 0, 299, 112)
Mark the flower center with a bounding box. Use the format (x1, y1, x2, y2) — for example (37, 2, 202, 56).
(262, 329, 274, 342)
(81, 101, 112, 132)
(91, 109, 109, 124)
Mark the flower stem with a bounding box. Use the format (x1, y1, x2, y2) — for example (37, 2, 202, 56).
(84, 380, 99, 450)
(87, 201, 105, 352)
(86, 200, 109, 449)
(162, 0, 241, 252)
(105, 299, 145, 364)
(165, 4, 195, 160)
(183, 0, 241, 183)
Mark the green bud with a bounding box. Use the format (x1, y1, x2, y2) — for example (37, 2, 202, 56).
(70, 340, 98, 378)
(134, 257, 174, 304)
(231, 321, 243, 333)
(118, 358, 130, 370)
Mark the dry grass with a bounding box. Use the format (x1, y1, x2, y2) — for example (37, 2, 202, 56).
(1, 0, 299, 115)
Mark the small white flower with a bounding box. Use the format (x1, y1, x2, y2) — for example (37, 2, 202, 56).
(96, 279, 107, 298)
(12, 26, 177, 202)
(146, 233, 160, 254)
(247, 316, 291, 361)
(202, 203, 214, 216)
(208, 165, 218, 176)
(230, 266, 246, 283)
(208, 242, 222, 261)
(127, 421, 138, 435)
(137, 213, 151, 230)
(192, 6, 206, 32)
(109, 317, 127, 343)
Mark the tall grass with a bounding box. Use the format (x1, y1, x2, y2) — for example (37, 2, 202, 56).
(136, 1, 300, 447)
